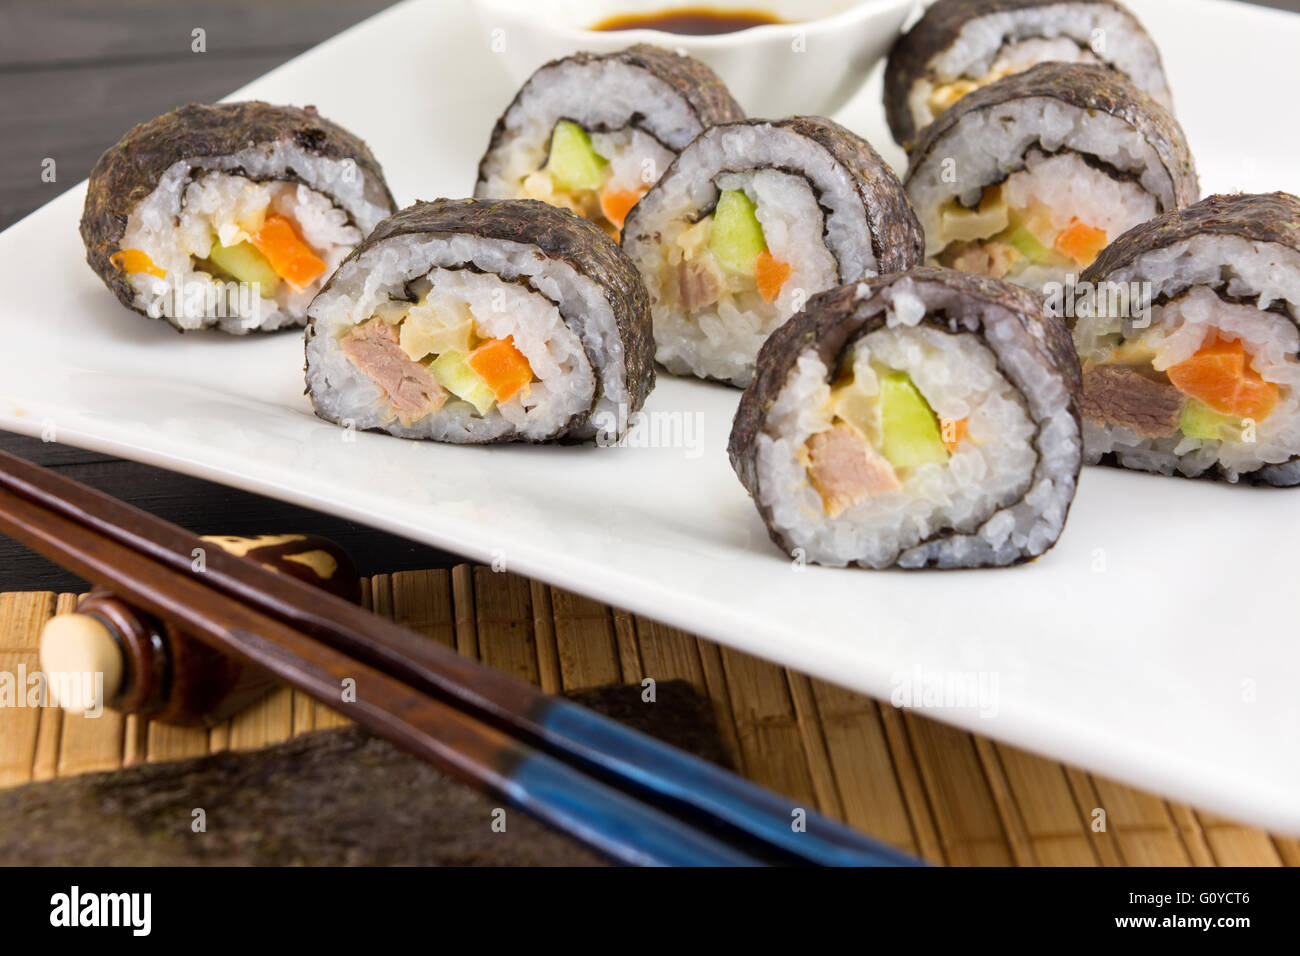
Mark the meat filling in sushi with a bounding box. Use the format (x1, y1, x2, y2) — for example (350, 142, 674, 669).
(333, 268, 594, 434)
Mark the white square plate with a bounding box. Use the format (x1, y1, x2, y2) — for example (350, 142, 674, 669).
(3, 0, 1299, 831)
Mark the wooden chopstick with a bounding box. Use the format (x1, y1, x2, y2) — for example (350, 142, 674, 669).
(0, 481, 776, 865)
(0, 446, 917, 866)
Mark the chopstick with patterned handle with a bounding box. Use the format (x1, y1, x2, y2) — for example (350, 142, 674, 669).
(0, 445, 919, 866)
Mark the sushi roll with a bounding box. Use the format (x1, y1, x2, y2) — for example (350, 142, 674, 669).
(885, 0, 1173, 152)
(1075, 192, 1300, 486)
(80, 102, 395, 334)
(305, 199, 653, 444)
(728, 268, 1083, 569)
(474, 45, 744, 237)
(622, 117, 925, 388)
(906, 62, 1197, 291)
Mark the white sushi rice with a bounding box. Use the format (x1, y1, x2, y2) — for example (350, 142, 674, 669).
(307, 232, 628, 443)
(118, 144, 390, 333)
(753, 279, 1081, 568)
(1076, 235, 1300, 481)
(623, 123, 879, 386)
(476, 56, 703, 203)
(904, 2, 1173, 135)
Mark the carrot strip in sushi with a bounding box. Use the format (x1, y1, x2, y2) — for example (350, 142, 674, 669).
(1055, 219, 1108, 265)
(754, 251, 792, 304)
(1167, 337, 1279, 420)
(109, 248, 167, 279)
(599, 188, 646, 231)
(467, 336, 534, 403)
(251, 214, 327, 290)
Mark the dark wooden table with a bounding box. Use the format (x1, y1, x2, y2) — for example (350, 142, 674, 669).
(2, 0, 1297, 590)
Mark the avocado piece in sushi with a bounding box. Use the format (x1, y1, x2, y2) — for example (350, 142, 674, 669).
(207, 240, 281, 294)
(546, 121, 609, 193)
(708, 190, 767, 275)
(877, 370, 949, 471)
(1178, 401, 1243, 443)
(80, 101, 396, 334)
(429, 351, 498, 417)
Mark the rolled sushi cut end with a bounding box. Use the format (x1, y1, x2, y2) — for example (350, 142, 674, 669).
(884, 0, 1174, 151)
(729, 268, 1083, 569)
(1075, 192, 1300, 485)
(306, 199, 654, 444)
(81, 102, 396, 334)
(906, 63, 1197, 292)
(623, 117, 924, 387)
(474, 45, 744, 238)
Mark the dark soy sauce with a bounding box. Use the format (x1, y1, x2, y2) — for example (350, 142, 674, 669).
(592, 7, 787, 35)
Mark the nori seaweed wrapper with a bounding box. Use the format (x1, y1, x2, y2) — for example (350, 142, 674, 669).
(766, 116, 925, 275)
(729, 266, 1082, 564)
(884, 0, 1163, 151)
(1083, 192, 1300, 288)
(906, 62, 1198, 210)
(1080, 192, 1300, 487)
(80, 101, 396, 323)
(475, 43, 745, 188)
(308, 198, 656, 427)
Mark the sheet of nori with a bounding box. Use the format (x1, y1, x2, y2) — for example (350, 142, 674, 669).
(767, 117, 925, 275)
(1080, 192, 1300, 487)
(884, 0, 1160, 151)
(307, 198, 656, 431)
(0, 681, 730, 865)
(474, 43, 745, 189)
(728, 266, 1082, 565)
(80, 101, 396, 326)
(905, 62, 1198, 209)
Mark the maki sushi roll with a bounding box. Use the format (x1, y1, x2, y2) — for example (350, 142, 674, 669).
(885, 0, 1173, 152)
(80, 102, 395, 334)
(622, 117, 924, 388)
(906, 62, 1198, 291)
(305, 199, 653, 444)
(729, 268, 1083, 569)
(1075, 192, 1300, 486)
(474, 45, 744, 237)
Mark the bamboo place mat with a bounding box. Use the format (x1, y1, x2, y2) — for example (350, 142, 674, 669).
(1, 567, 1295, 866)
